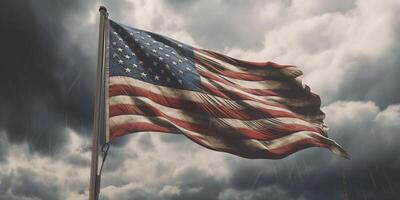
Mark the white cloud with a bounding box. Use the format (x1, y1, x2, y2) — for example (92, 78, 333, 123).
(0, 129, 90, 200)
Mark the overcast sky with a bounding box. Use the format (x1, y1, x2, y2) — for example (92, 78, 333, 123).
(1, 0, 400, 199)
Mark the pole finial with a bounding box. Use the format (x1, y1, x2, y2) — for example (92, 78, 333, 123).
(99, 6, 108, 14)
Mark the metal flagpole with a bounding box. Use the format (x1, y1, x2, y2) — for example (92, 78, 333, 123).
(89, 6, 108, 200)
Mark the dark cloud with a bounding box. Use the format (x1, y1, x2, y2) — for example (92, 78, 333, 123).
(136, 134, 154, 151)
(0, 132, 9, 162)
(0, 0, 96, 154)
(336, 36, 400, 108)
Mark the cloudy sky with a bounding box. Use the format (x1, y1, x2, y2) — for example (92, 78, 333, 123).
(1, 0, 400, 199)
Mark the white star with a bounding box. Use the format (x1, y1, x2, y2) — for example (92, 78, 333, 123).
(178, 59, 183, 63)
(152, 49, 157, 53)
(171, 52, 176, 55)
(179, 70, 183, 74)
(164, 45, 169, 48)
(118, 38, 123, 41)
(147, 35, 152, 38)
(117, 48, 123, 52)
(141, 36, 145, 39)
(124, 44, 129, 48)
(124, 55, 130, 59)
(118, 60, 124, 64)
(158, 47, 163, 50)
(186, 67, 191, 71)
(113, 31, 117, 35)
(172, 61, 177, 65)
(112, 53, 118, 58)
(134, 38, 139, 42)
(130, 32, 133, 35)
(133, 64, 138, 68)
(112, 41, 117, 46)
(178, 44, 183, 47)
(140, 45, 144, 49)
(178, 79, 183, 84)
(146, 42, 150, 46)
(165, 54, 170, 57)
(136, 31, 141, 34)
(165, 64, 170, 69)
(184, 58, 188, 61)
(140, 72, 147, 78)
(158, 57, 163, 61)
(125, 68, 131, 73)
(131, 52, 136, 56)
(154, 75, 160, 80)
(152, 40, 157, 43)
(139, 61, 144, 65)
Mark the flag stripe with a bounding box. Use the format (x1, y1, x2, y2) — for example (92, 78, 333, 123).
(109, 80, 325, 122)
(110, 113, 311, 140)
(200, 77, 320, 108)
(109, 94, 304, 121)
(110, 76, 292, 111)
(109, 102, 323, 134)
(198, 67, 293, 91)
(109, 115, 338, 159)
(194, 49, 302, 78)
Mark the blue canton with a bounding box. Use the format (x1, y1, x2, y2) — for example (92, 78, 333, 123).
(109, 20, 201, 92)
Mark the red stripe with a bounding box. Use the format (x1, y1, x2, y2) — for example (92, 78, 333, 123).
(194, 56, 274, 81)
(200, 81, 298, 110)
(201, 80, 320, 110)
(110, 122, 230, 154)
(260, 137, 327, 159)
(109, 84, 303, 120)
(110, 121, 327, 159)
(199, 71, 323, 114)
(196, 48, 295, 69)
(109, 103, 322, 138)
(199, 70, 280, 96)
(110, 122, 171, 139)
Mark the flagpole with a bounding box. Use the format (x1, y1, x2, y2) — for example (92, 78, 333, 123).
(89, 6, 108, 200)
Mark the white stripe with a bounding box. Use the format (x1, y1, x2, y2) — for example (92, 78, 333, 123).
(109, 114, 204, 139)
(197, 64, 291, 90)
(194, 49, 302, 78)
(200, 76, 317, 108)
(201, 77, 312, 107)
(244, 130, 339, 153)
(109, 114, 335, 156)
(109, 95, 322, 129)
(262, 131, 322, 150)
(258, 130, 347, 158)
(109, 76, 293, 113)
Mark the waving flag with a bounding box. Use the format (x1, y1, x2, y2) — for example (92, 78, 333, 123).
(105, 19, 347, 159)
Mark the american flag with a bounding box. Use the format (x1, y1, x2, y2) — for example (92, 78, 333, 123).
(106, 20, 348, 159)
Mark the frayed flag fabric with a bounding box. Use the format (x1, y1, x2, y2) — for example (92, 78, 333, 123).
(105, 19, 348, 159)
